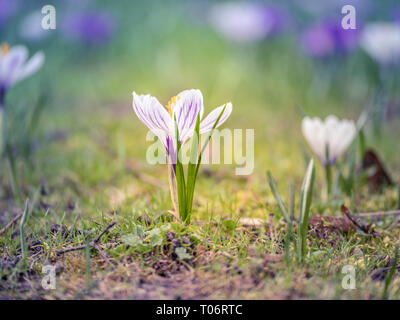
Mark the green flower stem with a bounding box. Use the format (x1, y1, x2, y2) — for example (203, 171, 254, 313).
(167, 163, 179, 219)
(325, 161, 332, 200)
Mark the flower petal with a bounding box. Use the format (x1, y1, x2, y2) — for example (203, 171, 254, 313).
(0, 45, 28, 87)
(132, 92, 172, 148)
(302, 117, 325, 162)
(173, 89, 204, 144)
(302, 115, 356, 165)
(13, 51, 44, 85)
(200, 102, 232, 134)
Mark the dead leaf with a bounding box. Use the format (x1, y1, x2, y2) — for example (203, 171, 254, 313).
(263, 254, 284, 263)
(361, 149, 393, 193)
(309, 215, 355, 234)
(238, 217, 264, 227)
(307, 205, 379, 237)
(340, 205, 379, 237)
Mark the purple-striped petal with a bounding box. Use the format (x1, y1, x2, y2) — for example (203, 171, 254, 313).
(0, 45, 28, 88)
(132, 92, 172, 148)
(13, 51, 44, 85)
(172, 89, 204, 144)
(200, 102, 232, 134)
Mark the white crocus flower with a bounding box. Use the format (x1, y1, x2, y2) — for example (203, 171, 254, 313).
(0, 43, 45, 106)
(360, 23, 400, 65)
(132, 89, 232, 165)
(302, 115, 356, 165)
(132, 89, 232, 221)
(0, 43, 44, 153)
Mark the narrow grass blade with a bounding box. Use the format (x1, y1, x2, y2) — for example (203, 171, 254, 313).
(382, 245, 399, 300)
(19, 200, 30, 267)
(289, 182, 295, 221)
(397, 186, 400, 210)
(266, 171, 290, 224)
(324, 144, 331, 199)
(297, 159, 315, 264)
(358, 128, 366, 161)
(6, 145, 21, 205)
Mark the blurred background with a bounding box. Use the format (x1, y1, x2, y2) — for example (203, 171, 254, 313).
(1, 0, 399, 204)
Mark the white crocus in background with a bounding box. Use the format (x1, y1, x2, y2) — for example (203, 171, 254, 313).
(132, 89, 232, 222)
(302, 115, 356, 197)
(360, 23, 400, 65)
(0, 43, 45, 154)
(360, 23, 400, 137)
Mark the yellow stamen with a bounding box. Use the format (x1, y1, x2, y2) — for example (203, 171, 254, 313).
(165, 95, 180, 117)
(1, 43, 10, 56)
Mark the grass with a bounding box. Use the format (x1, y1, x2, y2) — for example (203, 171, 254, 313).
(1, 1, 400, 299)
(0, 97, 399, 299)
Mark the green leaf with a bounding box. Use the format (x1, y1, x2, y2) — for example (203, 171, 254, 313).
(297, 159, 315, 264)
(382, 244, 399, 299)
(148, 232, 163, 246)
(135, 224, 145, 238)
(289, 182, 295, 221)
(324, 144, 331, 198)
(185, 113, 201, 219)
(175, 247, 192, 260)
(174, 115, 187, 222)
(121, 234, 142, 247)
(222, 219, 236, 231)
(266, 171, 290, 224)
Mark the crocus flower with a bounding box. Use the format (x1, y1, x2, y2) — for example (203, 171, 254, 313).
(0, 43, 44, 154)
(295, 0, 371, 20)
(0, 0, 19, 26)
(132, 89, 232, 221)
(301, 21, 360, 58)
(209, 2, 289, 44)
(19, 11, 51, 42)
(0, 43, 45, 107)
(301, 115, 356, 166)
(360, 23, 400, 65)
(395, 9, 400, 25)
(132, 89, 232, 164)
(61, 11, 115, 45)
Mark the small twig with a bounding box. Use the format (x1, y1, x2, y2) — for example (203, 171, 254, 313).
(56, 245, 87, 254)
(357, 210, 400, 219)
(92, 243, 115, 269)
(387, 217, 400, 231)
(93, 222, 116, 243)
(56, 222, 117, 269)
(0, 213, 22, 236)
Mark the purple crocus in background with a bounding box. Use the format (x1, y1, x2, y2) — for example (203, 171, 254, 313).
(301, 20, 360, 58)
(295, 0, 371, 20)
(61, 11, 115, 45)
(393, 7, 400, 25)
(0, 0, 19, 26)
(209, 2, 289, 44)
